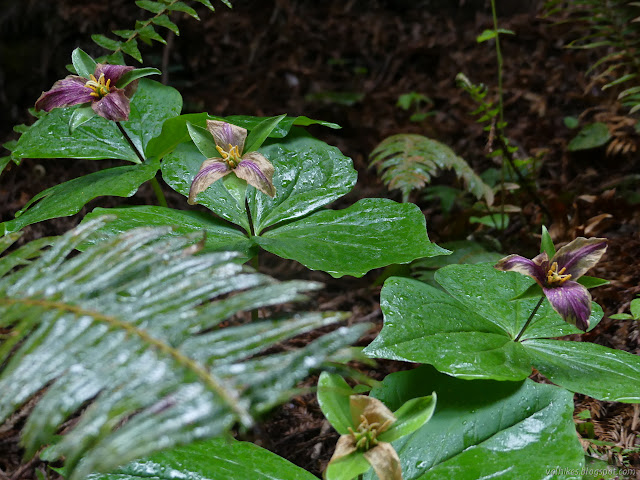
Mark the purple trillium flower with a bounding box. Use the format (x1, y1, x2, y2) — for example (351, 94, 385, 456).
(188, 120, 276, 203)
(35, 64, 137, 122)
(495, 237, 607, 331)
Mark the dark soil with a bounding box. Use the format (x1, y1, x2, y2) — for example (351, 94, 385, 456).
(1, 0, 639, 478)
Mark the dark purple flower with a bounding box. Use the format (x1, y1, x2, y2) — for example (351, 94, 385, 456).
(35, 64, 137, 122)
(188, 120, 276, 204)
(495, 237, 607, 331)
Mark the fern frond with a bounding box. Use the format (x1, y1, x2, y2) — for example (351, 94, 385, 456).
(369, 134, 494, 205)
(0, 218, 364, 480)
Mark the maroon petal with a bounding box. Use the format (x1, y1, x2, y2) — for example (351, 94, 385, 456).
(35, 76, 94, 112)
(123, 80, 139, 99)
(94, 64, 135, 84)
(188, 160, 231, 204)
(234, 152, 276, 197)
(543, 281, 592, 331)
(206, 120, 247, 152)
(552, 237, 607, 280)
(91, 89, 130, 122)
(494, 254, 547, 286)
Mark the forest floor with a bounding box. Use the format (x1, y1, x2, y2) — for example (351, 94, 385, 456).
(1, 0, 639, 478)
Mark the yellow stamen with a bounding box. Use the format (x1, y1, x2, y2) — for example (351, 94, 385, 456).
(85, 73, 112, 99)
(216, 143, 242, 168)
(546, 262, 572, 285)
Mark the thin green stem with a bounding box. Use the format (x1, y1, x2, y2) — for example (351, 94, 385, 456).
(245, 198, 256, 237)
(116, 122, 144, 163)
(490, 0, 507, 231)
(149, 177, 168, 208)
(514, 297, 545, 342)
(490, 0, 504, 128)
(116, 122, 168, 208)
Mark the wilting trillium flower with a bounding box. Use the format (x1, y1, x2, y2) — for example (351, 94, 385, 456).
(35, 64, 138, 122)
(326, 395, 402, 480)
(495, 237, 607, 331)
(188, 120, 276, 203)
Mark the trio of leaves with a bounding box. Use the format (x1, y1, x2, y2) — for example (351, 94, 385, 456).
(2, 76, 445, 277)
(364, 262, 640, 402)
(0, 0, 230, 175)
(0, 218, 368, 480)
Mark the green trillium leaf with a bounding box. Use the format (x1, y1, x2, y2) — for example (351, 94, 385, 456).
(378, 394, 437, 443)
(69, 106, 97, 134)
(186, 121, 220, 158)
(523, 339, 640, 402)
(317, 372, 356, 435)
(256, 199, 447, 278)
(71, 47, 97, 78)
(540, 225, 556, 258)
(79, 205, 253, 257)
(0, 161, 160, 236)
(366, 366, 585, 480)
(13, 79, 181, 163)
(243, 114, 287, 153)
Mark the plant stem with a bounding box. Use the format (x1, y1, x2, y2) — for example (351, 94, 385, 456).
(116, 122, 168, 208)
(116, 122, 144, 163)
(149, 177, 168, 208)
(489, 0, 507, 231)
(514, 297, 544, 342)
(245, 198, 255, 237)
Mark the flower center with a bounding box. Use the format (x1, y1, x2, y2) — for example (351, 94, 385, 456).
(348, 415, 393, 452)
(85, 73, 112, 99)
(546, 262, 572, 286)
(216, 144, 242, 168)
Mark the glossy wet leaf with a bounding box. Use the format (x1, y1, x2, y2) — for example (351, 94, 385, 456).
(80, 205, 253, 256)
(410, 240, 503, 287)
(434, 264, 603, 338)
(523, 339, 640, 402)
(317, 372, 356, 435)
(125, 79, 182, 157)
(161, 142, 250, 232)
(12, 79, 181, 162)
(326, 452, 372, 480)
(12, 107, 138, 162)
(217, 114, 340, 137)
(367, 366, 584, 480)
(186, 122, 219, 158)
(0, 161, 159, 236)
(145, 112, 208, 160)
(363, 276, 533, 380)
(378, 394, 437, 443)
(247, 129, 358, 234)
(243, 114, 287, 153)
(255, 199, 447, 278)
(146, 113, 335, 161)
(364, 264, 605, 383)
(87, 437, 318, 480)
(71, 47, 97, 78)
